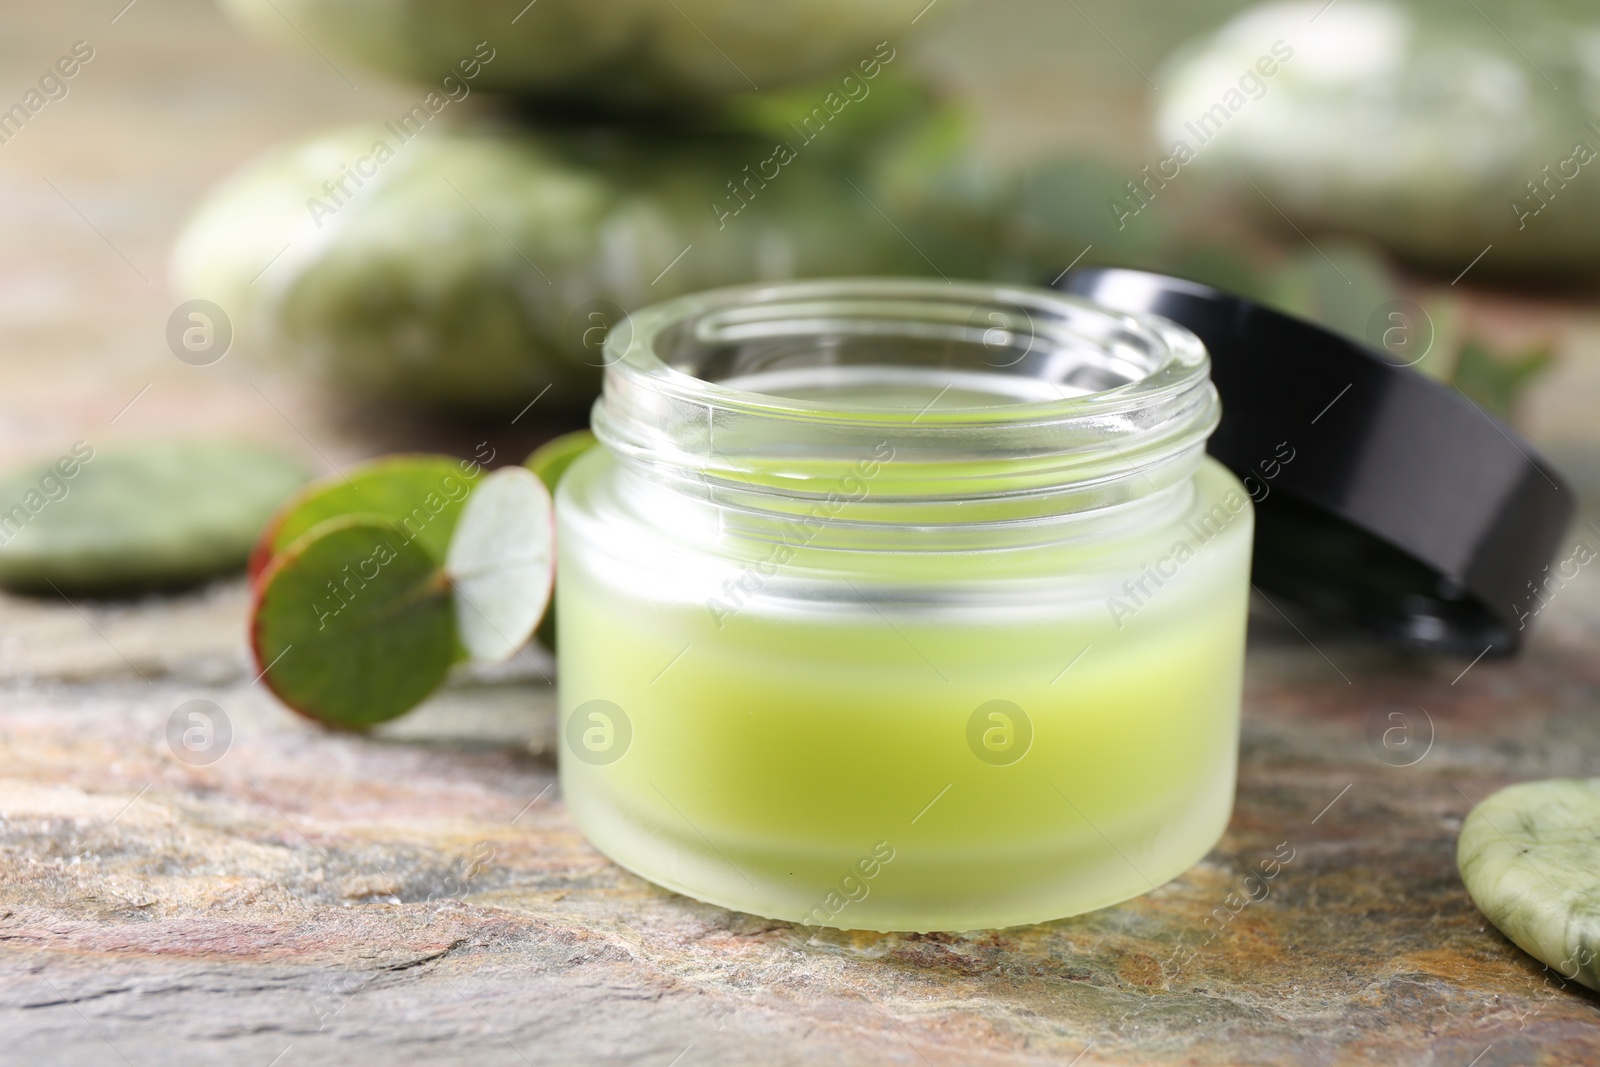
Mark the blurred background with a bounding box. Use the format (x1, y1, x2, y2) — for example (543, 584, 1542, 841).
(1, 0, 1599, 601)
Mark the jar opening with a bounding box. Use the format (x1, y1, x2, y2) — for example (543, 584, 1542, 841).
(592, 279, 1220, 533)
(653, 294, 1156, 409)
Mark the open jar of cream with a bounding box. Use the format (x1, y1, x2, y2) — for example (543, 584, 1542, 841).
(556, 278, 1252, 932)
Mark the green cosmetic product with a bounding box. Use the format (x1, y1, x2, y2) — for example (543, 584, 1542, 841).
(555, 279, 1251, 932)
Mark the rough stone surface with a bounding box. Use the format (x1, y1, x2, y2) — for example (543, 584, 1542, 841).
(6, 1, 1600, 1064)
(8, 577, 1600, 1066)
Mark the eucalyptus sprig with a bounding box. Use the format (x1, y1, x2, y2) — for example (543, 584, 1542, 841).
(250, 454, 554, 728)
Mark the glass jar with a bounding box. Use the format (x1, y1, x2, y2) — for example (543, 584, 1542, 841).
(556, 278, 1253, 932)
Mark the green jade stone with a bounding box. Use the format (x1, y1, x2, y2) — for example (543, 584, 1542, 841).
(0, 439, 308, 595)
(1459, 778, 1600, 992)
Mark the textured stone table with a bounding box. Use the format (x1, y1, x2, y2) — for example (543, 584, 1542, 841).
(5, 1, 1600, 1064)
(10, 566, 1600, 1067)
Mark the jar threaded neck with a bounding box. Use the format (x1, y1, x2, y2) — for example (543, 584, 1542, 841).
(593, 278, 1219, 539)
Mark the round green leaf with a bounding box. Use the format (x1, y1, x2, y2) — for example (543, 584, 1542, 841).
(251, 454, 477, 580)
(525, 429, 597, 494)
(524, 429, 596, 652)
(253, 516, 457, 728)
(446, 466, 554, 663)
(0, 439, 308, 596)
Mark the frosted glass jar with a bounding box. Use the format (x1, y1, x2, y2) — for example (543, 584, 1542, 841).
(556, 278, 1253, 932)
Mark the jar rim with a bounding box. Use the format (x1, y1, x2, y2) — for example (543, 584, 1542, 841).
(602, 277, 1212, 427)
(591, 277, 1221, 533)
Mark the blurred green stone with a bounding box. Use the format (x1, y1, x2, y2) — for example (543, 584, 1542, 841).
(218, 0, 933, 108)
(0, 440, 309, 596)
(1156, 0, 1600, 276)
(173, 124, 930, 412)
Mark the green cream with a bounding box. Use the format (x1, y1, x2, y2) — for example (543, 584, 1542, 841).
(557, 452, 1251, 932)
(557, 278, 1249, 931)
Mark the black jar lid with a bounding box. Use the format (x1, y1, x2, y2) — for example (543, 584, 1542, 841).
(1057, 267, 1575, 656)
